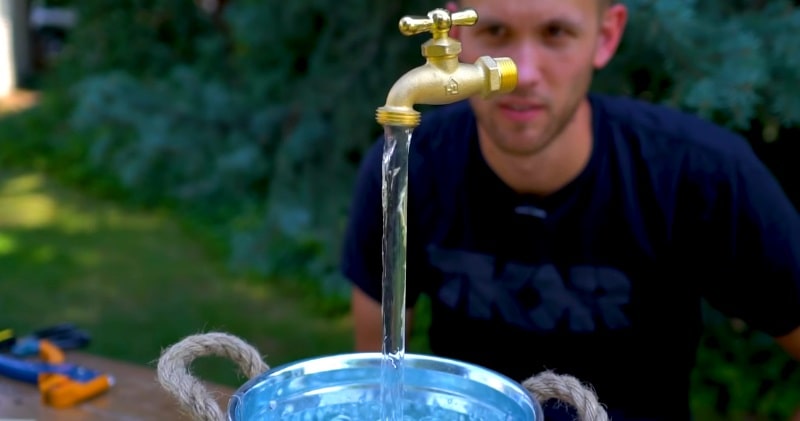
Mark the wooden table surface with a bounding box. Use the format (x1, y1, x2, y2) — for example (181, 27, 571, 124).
(0, 352, 236, 420)
(6, 352, 796, 421)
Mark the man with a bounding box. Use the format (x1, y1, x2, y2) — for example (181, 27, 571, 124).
(341, 0, 800, 419)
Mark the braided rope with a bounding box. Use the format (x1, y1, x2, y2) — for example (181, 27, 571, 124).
(157, 332, 269, 421)
(523, 370, 609, 421)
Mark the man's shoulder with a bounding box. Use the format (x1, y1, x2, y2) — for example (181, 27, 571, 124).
(591, 93, 752, 160)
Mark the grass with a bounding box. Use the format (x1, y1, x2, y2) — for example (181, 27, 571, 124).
(0, 169, 354, 387)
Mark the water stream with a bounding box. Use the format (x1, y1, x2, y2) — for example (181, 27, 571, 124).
(379, 125, 413, 421)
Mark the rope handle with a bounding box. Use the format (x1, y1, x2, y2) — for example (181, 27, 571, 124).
(157, 332, 269, 421)
(157, 332, 608, 421)
(523, 371, 609, 421)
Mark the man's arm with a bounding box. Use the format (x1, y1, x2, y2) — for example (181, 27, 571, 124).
(689, 136, 800, 357)
(352, 286, 415, 352)
(775, 326, 800, 361)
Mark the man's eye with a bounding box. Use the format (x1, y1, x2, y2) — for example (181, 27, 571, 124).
(545, 26, 566, 38)
(483, 25, 507, 38)
(544, 25, 566, 39)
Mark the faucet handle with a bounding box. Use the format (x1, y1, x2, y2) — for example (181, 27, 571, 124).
(399, 8, 478, 38)
(449, 9, 479, 28)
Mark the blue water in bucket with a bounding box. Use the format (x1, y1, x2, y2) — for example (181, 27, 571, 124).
(228, 352, 542, 420)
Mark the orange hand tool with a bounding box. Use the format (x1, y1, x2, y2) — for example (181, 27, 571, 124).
(0, 339, 114, 407)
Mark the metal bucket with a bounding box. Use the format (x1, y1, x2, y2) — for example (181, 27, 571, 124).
(227, 352, 543, 420)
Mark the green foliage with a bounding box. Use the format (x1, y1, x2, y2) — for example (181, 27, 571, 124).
(693, 306, 800, 419)
(593, 0, 800, 136)
(53, 0, 220, 80)
(55, 0, 440, 290)
(70, 69, 270, 208)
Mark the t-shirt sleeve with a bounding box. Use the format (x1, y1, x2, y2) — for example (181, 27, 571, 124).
(340, 139, 385, 303)
(695, 147, 800, 337)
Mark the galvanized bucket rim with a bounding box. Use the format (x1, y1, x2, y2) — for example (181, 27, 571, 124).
(227, 352, 541, 420)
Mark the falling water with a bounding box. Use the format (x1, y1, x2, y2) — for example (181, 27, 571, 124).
(379, 125, 413, 421)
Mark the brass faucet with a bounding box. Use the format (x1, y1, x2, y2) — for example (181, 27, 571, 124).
(376, 8, 518, 128)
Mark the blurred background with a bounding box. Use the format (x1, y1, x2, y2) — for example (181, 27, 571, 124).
(0, 0, 798, 419)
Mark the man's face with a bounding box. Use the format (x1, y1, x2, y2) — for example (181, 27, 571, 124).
(453, 0, 624, 156)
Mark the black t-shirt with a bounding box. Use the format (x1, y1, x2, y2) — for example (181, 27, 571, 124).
(341, 94, 800, 420)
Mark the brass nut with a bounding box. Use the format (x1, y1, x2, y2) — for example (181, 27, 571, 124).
(422, 40, 462, 57)
(476, 56, 518, 94)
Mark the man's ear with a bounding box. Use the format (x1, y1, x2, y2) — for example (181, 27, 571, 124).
(594, 3, 628, 69)
(445, 2, 462, 39)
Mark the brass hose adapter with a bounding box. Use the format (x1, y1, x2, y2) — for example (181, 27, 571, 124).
(376, 8, 518, 128)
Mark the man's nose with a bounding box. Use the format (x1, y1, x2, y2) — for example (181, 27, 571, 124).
(512, 44, 542, 89)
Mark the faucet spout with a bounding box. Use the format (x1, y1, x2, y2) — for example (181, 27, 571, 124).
(375, 8, 518, 128)
(377, 56, 517, 127)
